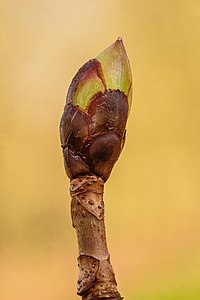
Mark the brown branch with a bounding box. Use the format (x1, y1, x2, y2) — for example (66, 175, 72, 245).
(70, 175, 123, 300)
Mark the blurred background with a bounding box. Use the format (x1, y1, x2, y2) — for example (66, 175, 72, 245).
(1, 0, 200, 299)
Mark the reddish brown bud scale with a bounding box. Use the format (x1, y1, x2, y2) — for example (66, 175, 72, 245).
(60, 89, 128, 181)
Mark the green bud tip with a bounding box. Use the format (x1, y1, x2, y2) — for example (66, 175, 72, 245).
(66, 38, 132, 111)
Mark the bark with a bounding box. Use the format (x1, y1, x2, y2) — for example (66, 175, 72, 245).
(70, 175, 123, 300)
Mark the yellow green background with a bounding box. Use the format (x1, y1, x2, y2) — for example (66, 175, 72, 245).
(1, 1, 200, 299)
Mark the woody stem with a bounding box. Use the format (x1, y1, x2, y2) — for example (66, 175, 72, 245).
(70, 175, 123, 300)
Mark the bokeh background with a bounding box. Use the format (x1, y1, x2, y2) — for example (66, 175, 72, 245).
(1, 0, 200, 299)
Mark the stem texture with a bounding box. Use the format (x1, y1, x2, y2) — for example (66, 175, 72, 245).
(70, 175, 123, 300)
